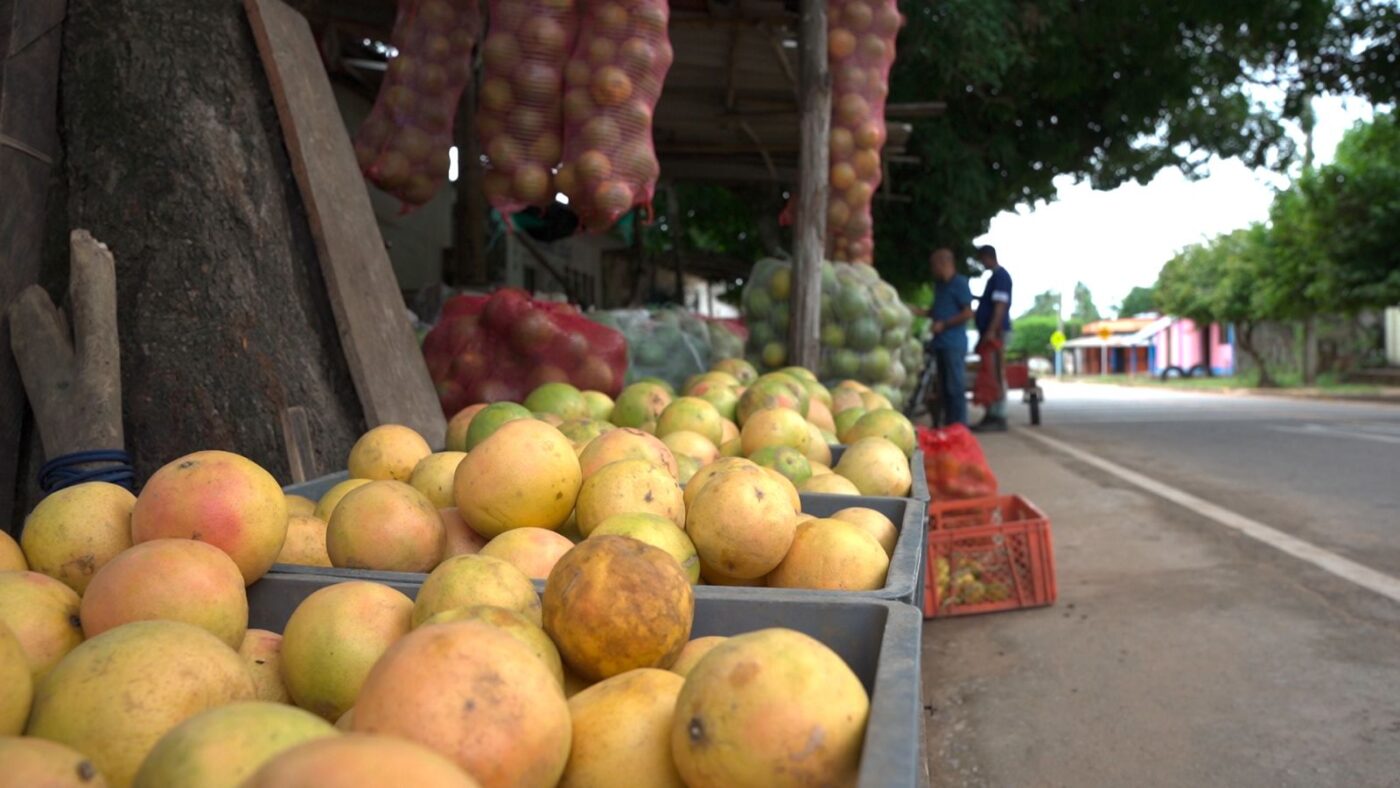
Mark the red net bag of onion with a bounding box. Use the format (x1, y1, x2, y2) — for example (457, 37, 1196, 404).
(478, 0, 579, 215)
(422, 288, 628, 414)
(354, 0, 480, 211)
(557, 0, 673, 231)
(826, 0, 900, 264)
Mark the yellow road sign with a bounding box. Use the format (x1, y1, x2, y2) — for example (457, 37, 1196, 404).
(1097, 326, 1112, 341)
(1050, 330, 1067, 350)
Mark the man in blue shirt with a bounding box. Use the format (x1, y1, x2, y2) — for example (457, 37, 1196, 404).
(973, 244, 1013, 431)
(928, 248, 974, 426)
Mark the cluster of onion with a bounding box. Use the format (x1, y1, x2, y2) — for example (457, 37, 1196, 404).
(555, 1, 673, 231)
(354, 0, 480, 209)
(825, 0, 901, 264)
(477, 0, 578, 213)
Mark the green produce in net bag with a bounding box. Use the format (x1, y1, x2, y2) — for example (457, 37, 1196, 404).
(589, 307, 715, 392)
(740, 257, 924, 404)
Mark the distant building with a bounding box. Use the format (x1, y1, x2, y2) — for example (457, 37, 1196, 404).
(1063, 315, 1234, 377)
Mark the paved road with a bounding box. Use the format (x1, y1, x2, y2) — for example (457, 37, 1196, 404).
(1025, 382, 1400, 581)
(924, 383, 1400, 787)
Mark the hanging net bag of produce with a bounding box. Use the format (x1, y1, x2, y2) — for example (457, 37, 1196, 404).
(477, 0, 578, 216)
(590, 308, 713, 391)
(826, 0, 900, 264)
(422, 288, 628, 413)
(354, 0, 481, 211)
(740, 257, 923, 405)
(558, 0, 673, 231)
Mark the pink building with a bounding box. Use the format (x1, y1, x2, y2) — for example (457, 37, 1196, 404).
(1065, 316, 1234, 376)
(1151, 318, 1234, 376)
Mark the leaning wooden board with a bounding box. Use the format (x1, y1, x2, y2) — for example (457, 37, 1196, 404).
(0, 0, 68, 529)
(244, 0, 446, 448)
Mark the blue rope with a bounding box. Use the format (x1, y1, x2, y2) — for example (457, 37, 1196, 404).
(39, 449, 136, 494)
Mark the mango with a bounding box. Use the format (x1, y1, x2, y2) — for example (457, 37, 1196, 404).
(131, 450, 288, 584)
(353, 621, 571, 788)
(20, 481, 134, 594)
(26, 620, 255, 788)
(670, 628, 869, 788)
(543, 536, 693, 681)
(279, 581, 413, 721)
(347, 424, 432, 481)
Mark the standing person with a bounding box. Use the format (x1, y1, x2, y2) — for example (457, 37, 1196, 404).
(973, 244, 1012, 432)
(927, 248, 974, 426)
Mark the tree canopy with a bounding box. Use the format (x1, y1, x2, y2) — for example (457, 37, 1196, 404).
(1156, 225, 1279, 383)
(1071, 282, 1101, 322)
(869, 0, 1400, 290)
(1116, 286, 1157, 317)
(1009, 314, 1083, 359)
(1152, 109, 1400, 385)
(1020, 289, 1061, 318)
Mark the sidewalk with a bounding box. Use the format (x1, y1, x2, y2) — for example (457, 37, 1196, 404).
(921, 429, 1400, 787)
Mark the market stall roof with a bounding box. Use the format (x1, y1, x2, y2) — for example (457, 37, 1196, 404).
(293, 0, 923, 191)
(1062, 316, 1173, 348)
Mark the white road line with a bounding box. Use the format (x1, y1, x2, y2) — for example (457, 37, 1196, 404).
(1271, 423, 1400, 446)
(1021, 430, 1400, 606)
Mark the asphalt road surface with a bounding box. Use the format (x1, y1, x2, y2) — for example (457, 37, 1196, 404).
(924, 382, 1400, 787)
(1023, 382, 1400, 581)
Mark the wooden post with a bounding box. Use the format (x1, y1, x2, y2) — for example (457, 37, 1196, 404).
(665, 184, 685, 306)
(0, 0, 66, 527)
(789, 0, 829, 370)
(453, 72, 488, 286)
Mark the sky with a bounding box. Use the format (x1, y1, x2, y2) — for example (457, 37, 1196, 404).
(970, 95, 1380, 320)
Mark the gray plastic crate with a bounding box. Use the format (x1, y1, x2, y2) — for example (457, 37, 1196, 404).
(284, 448, 928, 504)
(828, 446, 930, 503)
(269, 491, 925, 605)
(245, 571, 922, 788)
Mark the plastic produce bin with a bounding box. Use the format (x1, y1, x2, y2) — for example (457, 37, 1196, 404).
(270, 491, 925, 605)
(245, 571, 923, 788)
(923, 495, 1057, 618)
(284, 448, 928, 504)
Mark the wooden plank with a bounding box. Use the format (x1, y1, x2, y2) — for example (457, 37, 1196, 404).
(659, 157, 798, 183)
(245, 0, 445, 448)
(452, 71, 487, 285)
(279, 405, 318, 483)
(0, 0, 66, 530)
(885, 101, 948, 118)
(788, 0, 828, 370)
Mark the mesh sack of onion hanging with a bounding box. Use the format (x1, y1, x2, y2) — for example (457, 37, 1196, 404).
(354, 0, 480, 210)
(422, 288, 628, 414)
(477, 0, 578, 215)
(826, 0, 900, 264)
(557, 0, 673, 231)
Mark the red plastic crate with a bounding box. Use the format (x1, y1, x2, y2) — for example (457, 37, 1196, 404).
(923, 495, 1057, 618)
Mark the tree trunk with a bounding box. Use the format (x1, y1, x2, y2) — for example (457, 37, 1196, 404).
(1239, 322, 1276, 388)
(43, 0, 366, 494)
(1301, 316, 1317, 386)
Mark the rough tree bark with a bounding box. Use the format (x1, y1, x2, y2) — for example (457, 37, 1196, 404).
(1238, 322, 1276, 388)
(46, 0, 366, 489)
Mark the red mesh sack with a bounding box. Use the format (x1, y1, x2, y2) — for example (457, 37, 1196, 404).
(422, 288, 627, 414)
(557, 0, 673, 231)
(354, 0, 480, 211)
(826, 0, 900, 264)
(918, 424, 998, 500)
(477, 1, 578, 215)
